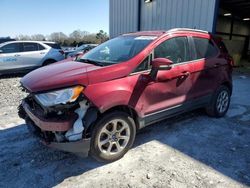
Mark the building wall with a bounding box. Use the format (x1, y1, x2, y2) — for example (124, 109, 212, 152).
(110, 0, 218, 38)
(216, 16, 250, 40)
(109, 0, 139, 38)
(140, 0, 217, 32)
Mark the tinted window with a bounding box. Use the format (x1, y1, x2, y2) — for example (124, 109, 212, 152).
(23, 43, 38, 52)
(44, 43, 61, 49)
(154, 37, 190, 64)
(0, 43, 21, 53)
(38, 44, 45, 50)
(193, 37, 218, 59)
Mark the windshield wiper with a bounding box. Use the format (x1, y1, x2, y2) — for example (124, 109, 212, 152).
(78, 58, 104, 66)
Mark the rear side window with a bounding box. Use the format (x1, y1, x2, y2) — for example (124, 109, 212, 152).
(44, 43, 61, 49)
(23, 43, 38, 52)
(154, 37, 190, 64)
(38, 44, 45, 50)
(0, 43, 22, 53)
(193, 37, 218, 59)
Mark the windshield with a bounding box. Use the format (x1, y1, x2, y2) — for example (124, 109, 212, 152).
(79, 35, 156, 65)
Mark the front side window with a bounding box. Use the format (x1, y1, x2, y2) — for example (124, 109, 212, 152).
(0, 43, 21, 53)
(22, 43, 39, 52)
(193, 37, 218, 59)
(133, 55, 152, 73)
(154, 37, 190, 64)
(80, 36, 156, 66)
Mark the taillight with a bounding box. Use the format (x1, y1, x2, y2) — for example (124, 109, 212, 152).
(226, 55, 234, 67)
(59, 50, 64, 55)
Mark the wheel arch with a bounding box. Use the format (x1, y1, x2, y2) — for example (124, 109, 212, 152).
(221, 81, 232, 95)
(84, 105, 141, 136)
(102, 105, 140, 130)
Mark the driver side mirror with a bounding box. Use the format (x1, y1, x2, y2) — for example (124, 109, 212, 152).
(150, 58, 173, 80)
(0, 50, 3, 53)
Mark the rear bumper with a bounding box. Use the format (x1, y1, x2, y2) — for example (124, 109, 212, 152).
(22, 100, 90, 157)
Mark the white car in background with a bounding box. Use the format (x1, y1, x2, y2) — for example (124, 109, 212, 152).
(0, 41, 65, 75)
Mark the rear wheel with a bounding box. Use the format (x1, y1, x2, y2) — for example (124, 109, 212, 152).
(90, 111, 136, 162)
(206, 85, 231, 117)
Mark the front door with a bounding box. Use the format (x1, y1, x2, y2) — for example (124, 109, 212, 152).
(129, 36, 194, 125)
(0, 42, 23, 71)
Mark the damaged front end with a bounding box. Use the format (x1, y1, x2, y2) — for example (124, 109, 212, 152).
(18, 90, 98, 157)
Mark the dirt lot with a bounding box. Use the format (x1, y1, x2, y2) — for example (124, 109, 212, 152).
(0, 74, 250, 188)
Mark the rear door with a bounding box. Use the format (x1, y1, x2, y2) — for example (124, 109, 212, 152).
(0, 42, 23, 71)
(19, 42, 47, 68)
(189, 35, 223, 99)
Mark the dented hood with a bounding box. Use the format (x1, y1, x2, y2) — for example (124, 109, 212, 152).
(21, 61, 99, 93)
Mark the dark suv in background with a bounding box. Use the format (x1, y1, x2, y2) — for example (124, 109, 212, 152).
(19, 28, 233, 162)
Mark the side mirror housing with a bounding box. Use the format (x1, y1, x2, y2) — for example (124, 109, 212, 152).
(0, 50, 3, 53)
(150, 58, 173, 80)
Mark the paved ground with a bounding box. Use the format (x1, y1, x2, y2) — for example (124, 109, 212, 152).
(0, 74, 249, 188)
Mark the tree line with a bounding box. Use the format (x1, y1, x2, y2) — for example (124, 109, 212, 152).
(15, 30, 109, 46)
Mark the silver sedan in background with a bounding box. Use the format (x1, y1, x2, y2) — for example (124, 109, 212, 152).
(0, 41, 65, 75)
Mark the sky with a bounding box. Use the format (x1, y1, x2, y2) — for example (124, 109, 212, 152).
(0, 0, 109, 38)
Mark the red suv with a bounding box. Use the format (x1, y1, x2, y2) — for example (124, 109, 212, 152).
(19, 28, 233, 162)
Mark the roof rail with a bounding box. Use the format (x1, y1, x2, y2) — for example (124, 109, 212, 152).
(167, 28, 209, 34)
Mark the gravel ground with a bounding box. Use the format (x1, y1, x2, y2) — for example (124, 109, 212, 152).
(0, 74, 250, 188)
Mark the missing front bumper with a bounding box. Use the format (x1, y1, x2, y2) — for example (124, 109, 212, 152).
(22, 100, 91, 157)
(48, 139, 91, 157)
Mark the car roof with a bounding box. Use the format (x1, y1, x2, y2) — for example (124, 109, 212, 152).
(123, 28, 210, 37)
(123, 31, 166, 37)
(0, 40, 56, 45)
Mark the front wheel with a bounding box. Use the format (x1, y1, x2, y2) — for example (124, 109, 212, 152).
(90, 111, 136, 162)
(206, 85, 231, 117)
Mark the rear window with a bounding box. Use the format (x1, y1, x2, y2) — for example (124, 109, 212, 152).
(23, 42, 38, 52)
(193, 37, 218, 59)
(44, 43, 61, 49)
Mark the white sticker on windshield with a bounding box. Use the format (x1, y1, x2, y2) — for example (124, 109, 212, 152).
(135, 36, 157, 40)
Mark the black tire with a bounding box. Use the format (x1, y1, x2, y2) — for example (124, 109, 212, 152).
(206, 85, 231, 117)
(43, 59, 56, 66)
(90, 111, 136, 162)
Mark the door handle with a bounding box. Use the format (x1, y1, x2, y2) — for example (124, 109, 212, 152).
(40, 52, 45, 54)
(14, 54, 20, 57)
(214, 63, 220, 68)
(181, 71, 190, 77)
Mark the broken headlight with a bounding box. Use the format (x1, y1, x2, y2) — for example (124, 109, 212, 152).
(34, 86, 84, 107)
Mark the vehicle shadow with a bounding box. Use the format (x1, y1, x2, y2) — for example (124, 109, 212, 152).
(135, 109, 250, 186)
(0, 109, 249, 187)
(0, 73, 27, 79)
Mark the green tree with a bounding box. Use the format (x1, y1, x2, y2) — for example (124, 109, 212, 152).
(96, 30, 109, 43)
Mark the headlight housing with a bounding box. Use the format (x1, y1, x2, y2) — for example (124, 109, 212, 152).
(35, 86, 84, 107)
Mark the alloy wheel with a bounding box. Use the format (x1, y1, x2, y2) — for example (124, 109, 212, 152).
(97, 119, 130, 156)
(216, 90, 229, 113)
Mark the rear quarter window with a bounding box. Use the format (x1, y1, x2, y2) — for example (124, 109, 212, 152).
(44, 43, 61, 49)
(193, 37, 218, 59)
